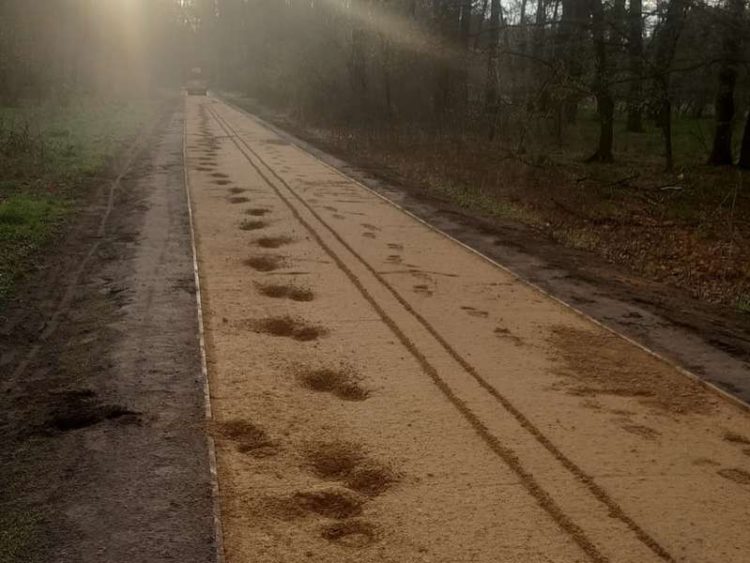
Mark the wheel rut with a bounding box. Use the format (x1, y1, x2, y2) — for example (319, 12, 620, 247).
(203, 102, 673, 562)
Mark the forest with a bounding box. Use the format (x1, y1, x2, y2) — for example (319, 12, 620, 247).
(1, 0, 749, 306)
(3, 1, 749, 168)
(205, 0, 750, 171)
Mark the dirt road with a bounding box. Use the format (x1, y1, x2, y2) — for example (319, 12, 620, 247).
(1, 102, 216, 562)
(185, 96, 750, 563)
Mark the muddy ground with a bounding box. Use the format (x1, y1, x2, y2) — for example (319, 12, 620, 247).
(0, 101, 216, 562)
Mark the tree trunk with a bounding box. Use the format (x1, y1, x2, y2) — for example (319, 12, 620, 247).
(588, 0, 614, 162)
(662, 99, 674, 171)
(653, 0, 689, 171)
(460, 1, 472, 49)
(626, 0, 644, 132)
(708, 0, 744, 166)
(708, 66, 738, 165)
(485, 0, 501, 111)
(474, 0, 490, 49)
(737, 111, 750, 170)
(433, 0, 461, 115)
(739, 109, 750, 169)
(531, 0, 549, 112)
(485, 0, 503, 139)
(380, 34, 393, 118)
(458, 0, 472, 109)
(558, 0, 588, 123)
(349, 26, 368, 112)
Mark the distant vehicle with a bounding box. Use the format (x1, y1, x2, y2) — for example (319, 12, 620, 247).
(186, 67, 208, 96)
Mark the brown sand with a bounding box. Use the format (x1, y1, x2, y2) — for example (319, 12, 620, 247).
(186, 96, 750, 563)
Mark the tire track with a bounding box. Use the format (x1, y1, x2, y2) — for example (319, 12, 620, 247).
(208, 101, 682, 563)
(204, 103, 614, 562)
(224, 109, 676, 560)
(2, 107, 163, 397)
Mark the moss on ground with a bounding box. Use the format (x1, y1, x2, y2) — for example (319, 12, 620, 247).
(0, 511, 40, 563)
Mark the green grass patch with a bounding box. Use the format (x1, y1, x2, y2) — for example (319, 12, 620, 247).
(0, 197, 69, 298)
(738, 295, 750, 315)
(0, 197, 66, 228)
(0, 511, 40, 563)
(0, 98, 160, 303)
(434, 182, 544, 227)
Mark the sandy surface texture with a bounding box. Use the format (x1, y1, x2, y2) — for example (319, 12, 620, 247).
(186, 96, 750, 563)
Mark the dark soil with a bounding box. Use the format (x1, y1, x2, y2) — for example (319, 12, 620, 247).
(723, 432, 750, 445)
(297, 367, 369, 401)
(239, 219, 267, 231)
(0, 101, 216, 562)
(216, 420, 275, 456)
(717, 468, 750, 485)
(246, 208, 271, 216)
(44, 392, 138, 433)
(304, 441, 397, 497)
(344, 465, 397, 497)
(321, 520, 378, 548)
(256, 236, 293, 249)
(252, 315, 327, 341)
(244, 255, 284, 272)
(305, 441, 364, 480)
(294, 488, 364, 519)
(257, 283, 314, 302)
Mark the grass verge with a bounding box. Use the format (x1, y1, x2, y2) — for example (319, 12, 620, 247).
(0, 512, 39, 563)
(0, 98, 160, 302)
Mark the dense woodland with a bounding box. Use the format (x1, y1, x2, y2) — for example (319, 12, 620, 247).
(210, 0, 750, 170)
(1, 0, 748, 168)
(0, 1, 191, 99)
(1, 1, 749, 305)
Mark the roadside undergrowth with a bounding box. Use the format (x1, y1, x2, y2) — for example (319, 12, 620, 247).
(225, 94, 750, 311)
(0, 98, 159, 303)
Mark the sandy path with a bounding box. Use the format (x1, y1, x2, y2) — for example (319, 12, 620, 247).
(185, 96, 750, 563)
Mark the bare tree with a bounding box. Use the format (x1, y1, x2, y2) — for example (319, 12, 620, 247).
(588, 0, 614, 162)
(485, 0, 502, 112)
(626, 0, 644, 132)
(708, 0, 745, 165)
(740, 108, 750, 169)
(652, 0, 690, 171)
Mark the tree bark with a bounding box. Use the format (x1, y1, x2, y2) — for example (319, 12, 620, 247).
(626, 0, 644, 132)
(458, 0, 472, 109)
(380, 33, 393, 118)
(708, 66, 738, 165)
(739, 109, 750, 169)
(433, 0, 461, 115)
(653, 0, 689, 171)
(558, 0, 588, 123)
(349, 27, 368, 102)
(588, 0, 614, 162)
(485, 0, 501, 111)
(474, 0, 490, 49)
(708, 0, 744, 166)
